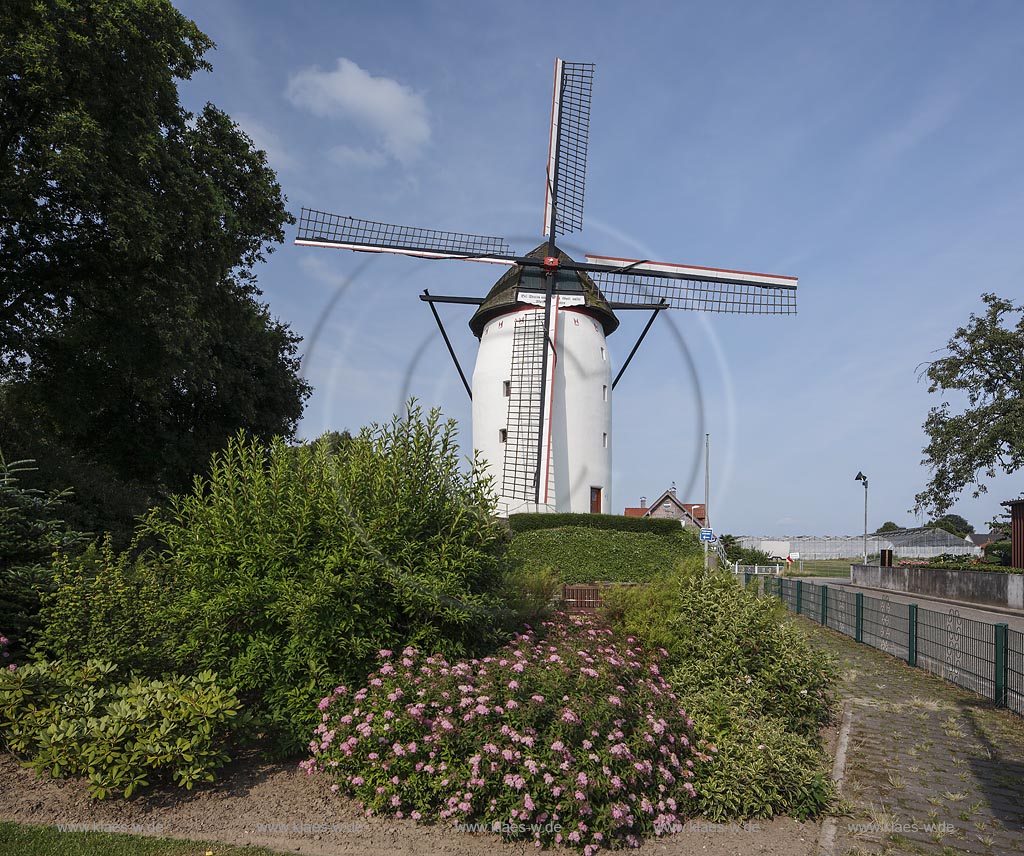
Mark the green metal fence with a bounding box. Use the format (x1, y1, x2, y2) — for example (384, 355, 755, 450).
(752, 575, 1022, 717)
(1009, 629, 1023, 713)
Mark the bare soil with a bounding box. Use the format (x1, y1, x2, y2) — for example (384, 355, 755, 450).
(0, 749, 819, 856)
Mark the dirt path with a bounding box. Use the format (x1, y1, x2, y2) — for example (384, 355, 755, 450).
(0, 747, 817, 855)
(5, 615, 1021, 856)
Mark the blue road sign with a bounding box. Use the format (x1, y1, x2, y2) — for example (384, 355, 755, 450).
(700, 528, 715, 542)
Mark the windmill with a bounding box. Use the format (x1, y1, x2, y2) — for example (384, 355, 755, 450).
(296, 59, 797, 517)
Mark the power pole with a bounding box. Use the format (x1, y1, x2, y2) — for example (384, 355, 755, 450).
(704, 433, 710, 570)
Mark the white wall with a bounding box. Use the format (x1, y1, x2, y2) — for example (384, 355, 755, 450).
(471, 304, 611, 514)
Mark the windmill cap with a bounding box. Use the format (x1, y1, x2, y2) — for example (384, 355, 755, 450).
(468, 243, 619, 337)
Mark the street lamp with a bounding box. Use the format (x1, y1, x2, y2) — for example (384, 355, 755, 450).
(854, 472, 868, 564)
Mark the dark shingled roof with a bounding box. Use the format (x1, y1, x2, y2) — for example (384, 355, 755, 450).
(468, 244, 619, 338)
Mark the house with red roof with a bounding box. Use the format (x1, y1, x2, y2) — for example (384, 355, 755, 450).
(623, 486, 705, 529)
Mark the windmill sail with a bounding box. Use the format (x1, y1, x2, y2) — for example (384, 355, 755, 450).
(585, 255, 798, 315)
(296, 209, 515, 263)
(543, 60, 594, 237)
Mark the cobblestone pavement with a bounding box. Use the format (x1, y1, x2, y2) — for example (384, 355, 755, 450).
(797, 616, 1024, 855)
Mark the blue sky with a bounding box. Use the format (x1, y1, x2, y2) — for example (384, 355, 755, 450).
(174, 0, 1023, 536)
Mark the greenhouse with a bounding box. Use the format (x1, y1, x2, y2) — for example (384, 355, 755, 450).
(737, 528, 982, 560)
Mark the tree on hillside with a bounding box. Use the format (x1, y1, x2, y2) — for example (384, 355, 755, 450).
(927, 513, 974, 540)
(875, 521, 901, 534)
(915, 293, 1024, 517)
(0, 0, 310, 529)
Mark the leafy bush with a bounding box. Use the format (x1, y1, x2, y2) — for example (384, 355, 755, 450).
(509, 527, 699, 584)
(898, 552, 1021, 573)
(500, 564, 561, 625)
(0, 452, 86, 650)
(693, 717, 833, 820)
(735, 548, 778, 566)
(509, 513, 682, 536)
(34, 537, 173, 674)
(144, 403, 508, 756)
(601, 560, 836, 819)
(982, 540, 1012, 567)
(0, 660, 245, 798)
(303, 614, 711, 851)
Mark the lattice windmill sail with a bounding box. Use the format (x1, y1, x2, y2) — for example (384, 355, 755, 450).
(296, 59, 797, 516)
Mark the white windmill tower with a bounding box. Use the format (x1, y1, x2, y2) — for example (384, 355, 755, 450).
(296, 59, 798, 516)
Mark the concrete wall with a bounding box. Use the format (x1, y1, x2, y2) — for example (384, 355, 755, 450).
(852, 564, 1024, 610)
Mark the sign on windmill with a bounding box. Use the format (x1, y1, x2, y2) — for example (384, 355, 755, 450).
(295, 59, 798, 517)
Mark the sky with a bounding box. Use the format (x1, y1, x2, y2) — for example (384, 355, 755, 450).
(172, 0, 1023, 536)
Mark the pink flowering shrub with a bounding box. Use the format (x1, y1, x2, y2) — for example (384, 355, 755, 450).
(303, 613, 709, 850)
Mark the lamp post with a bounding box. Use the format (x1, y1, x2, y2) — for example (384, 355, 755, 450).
(854, 471, 868, 563)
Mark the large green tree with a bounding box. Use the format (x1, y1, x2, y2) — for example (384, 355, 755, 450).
(1, 0, 309, 528)
(927, 513, 974, 540)
(915, 294, 1024, 517)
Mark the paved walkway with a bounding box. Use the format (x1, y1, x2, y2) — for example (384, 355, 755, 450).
(797, 615, 1024, 855)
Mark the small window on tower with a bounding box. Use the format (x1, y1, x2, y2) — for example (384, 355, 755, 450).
(503, 380, 511, 397)
(499, 429, 507, 444)
(602, 384, 608, 401)
(600, 347, 606, 361)
(602, 432, 608, 448)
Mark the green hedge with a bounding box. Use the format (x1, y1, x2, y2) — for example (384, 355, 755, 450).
(509, 526, 700, 584)
(508, 512, 682, 536)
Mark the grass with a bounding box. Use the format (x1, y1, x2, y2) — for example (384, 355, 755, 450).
(509, 526, 700, 583)
(0, 822, 284, 856)
(789, 559, 855, 577)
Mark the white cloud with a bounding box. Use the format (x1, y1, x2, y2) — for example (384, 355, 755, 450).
(286, 58, 431, 165)
(328, 144, 388, 169)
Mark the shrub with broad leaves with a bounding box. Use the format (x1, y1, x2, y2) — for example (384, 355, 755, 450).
(0, 659, 247, 798)
(302, 614, 711, 851)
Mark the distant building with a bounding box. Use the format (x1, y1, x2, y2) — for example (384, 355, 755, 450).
(737, 528, 982, 560)
(1003, 499, 1024, 570)
(967, 532, 1003, 549)
(623, 487, 705, 528)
